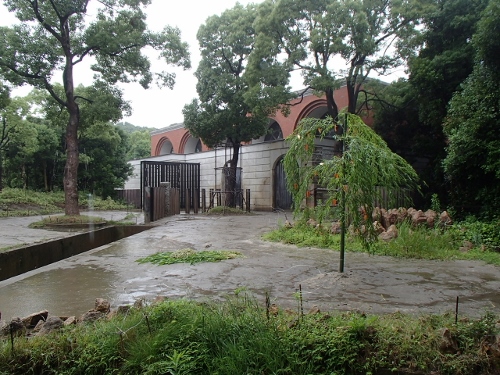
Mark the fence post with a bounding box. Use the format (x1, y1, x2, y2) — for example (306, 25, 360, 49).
(160, 182, 171, 216)
(144, 187, 152, 223)
(193, 189, 199, 214)
(201, 189, 206, 212)
(209, 188, 214, 208)
(185, 189, 191, 214)
(246, 189, 250, 212)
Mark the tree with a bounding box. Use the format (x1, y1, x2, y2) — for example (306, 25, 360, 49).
(0, 0, 190, 215)
(0, 93, 38, 190)
(284, 113, 419, 268)
(443, 0, 500, 219)
(0, 82, 11, 190)
(183, 3, 268, 207)
(404, 0, 489, 206)
(79, 122, 132, 198)
(124, 129, 152, 160)
(247, 0, 432, 119)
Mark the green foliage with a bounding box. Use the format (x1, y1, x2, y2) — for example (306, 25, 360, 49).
(264, 219, 500, 265)
(0, 0, 190, 215)
(183, 3, 268, 148)
(451, 218, 500, 251)
(284, 114, 419, 249)
(0, 298, 498, 374)
(248, 0, 433, 118)
(137, 248, 243, 266)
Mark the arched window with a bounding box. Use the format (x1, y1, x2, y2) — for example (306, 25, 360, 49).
(264, 121, 283, 142)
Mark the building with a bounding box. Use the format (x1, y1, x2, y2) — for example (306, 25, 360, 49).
(123, 85, 370, 211)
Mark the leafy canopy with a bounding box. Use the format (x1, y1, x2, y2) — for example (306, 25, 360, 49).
(183, 3, 267, 149)
(247, 0, 433, 118)
(284, 114, 419, 247)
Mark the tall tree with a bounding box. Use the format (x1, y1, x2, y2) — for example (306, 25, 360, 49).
(247, 0, 432, 119)
(0, 0, 190, 215)
(443, 0, 500, 219)
(0, 82, 12, 190)
(183, 3, 268, 207)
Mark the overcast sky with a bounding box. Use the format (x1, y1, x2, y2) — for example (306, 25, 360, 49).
(1, 1, 406, 129)
(0, 0, 266, 129)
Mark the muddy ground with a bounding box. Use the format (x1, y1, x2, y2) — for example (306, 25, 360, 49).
(0, 211, 499, 319)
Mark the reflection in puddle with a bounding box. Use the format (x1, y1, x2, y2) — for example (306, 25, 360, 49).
(0, 267, 118, 319)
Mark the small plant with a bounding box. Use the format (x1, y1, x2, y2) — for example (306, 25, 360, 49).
(430, 193, 441, 213)
(137, 248, 243, 265)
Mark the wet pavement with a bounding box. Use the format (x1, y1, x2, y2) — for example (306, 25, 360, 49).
(0, 211, 499, 320)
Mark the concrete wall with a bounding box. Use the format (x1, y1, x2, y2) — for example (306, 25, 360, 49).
(124, 139, 289, 211)
(0, 226, 152, 282)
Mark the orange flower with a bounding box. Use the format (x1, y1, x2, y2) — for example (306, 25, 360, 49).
(332, 199, 338, 206)
(293, 183, 298, 191)
(306, 190, 311, 198)
(304, 144, 309, 151)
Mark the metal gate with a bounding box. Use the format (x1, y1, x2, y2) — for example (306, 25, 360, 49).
(274, 157, 293, 210)
(141, 161, 200, 209)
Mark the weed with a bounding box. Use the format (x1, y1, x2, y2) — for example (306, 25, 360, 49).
(137, 248, 243, 265)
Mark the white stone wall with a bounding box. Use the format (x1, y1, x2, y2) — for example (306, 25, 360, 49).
(123, 140, 289, 211)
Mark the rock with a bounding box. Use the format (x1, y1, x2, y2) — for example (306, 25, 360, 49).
(80, 310, 105, 322)
(5, 317, 26, 337)
(95, 298, 110, 314)
(64, 316, 77, 326)
(330, 221, 341, 234)
(373, 221, 385, 234)
(32, 319, 45, 333)
(308, 306, 320, 315)
(284, 220, 293, 228)
(306, 218, 317, 227)
(381, 208, 399, 229)
(37, 316, 63, 336)
(379, 224, 398, 241)
(22, 310, 48, 328)
(439, 328, 459, 354)
(133, 299, 145, 309)
(460, 240, 474, 252)
(425, 209, 437, 228)
(410, 209, 427, 226)
(439, 211, 453, 227)
(269, 304, 279, 316)
(117, 305, 131, 315)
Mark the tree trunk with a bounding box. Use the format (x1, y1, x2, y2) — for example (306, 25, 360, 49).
(325, 87, 339, 119)
(62, 25, 80, 216)
(0, 152, 3, 191)
(224, 142, 241, 207)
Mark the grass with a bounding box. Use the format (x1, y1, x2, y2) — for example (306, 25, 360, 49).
(0, 297, 498, 374)
(0, 188, 130, 217)
(264, 220, 500, 266)
(137, 248, 243, 265)
(205, 206, 250, 215)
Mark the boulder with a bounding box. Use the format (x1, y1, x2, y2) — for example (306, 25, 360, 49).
(2, 317, 26, 337)
(410, 209, 427, 226)
(424, 209, 437, 228)
(379, 224, 398, 242)
(80, 310, 105, 323)
(439, 211, 453, 227)
(64, 316, 77, 326)
(95, 298, 111, 314)
(330, 221, 341, 234)
(373, 221, 385, 234)
(36, 316, 63, 336)
(439, 328, 459, 354)
(22, 310, 48, 328)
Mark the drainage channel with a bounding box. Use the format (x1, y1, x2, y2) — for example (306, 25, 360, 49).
(0, 225, 154, 282)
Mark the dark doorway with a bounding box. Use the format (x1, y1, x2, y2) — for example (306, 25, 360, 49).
(274, 156, 293, 210)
